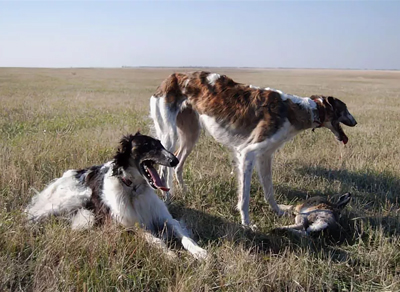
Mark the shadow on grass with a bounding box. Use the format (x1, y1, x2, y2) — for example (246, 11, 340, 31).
(294, 165, 400, 234)
(168, 202, 360, 263)
(296, 165, 400, 204)
(168, 165, 400, 263)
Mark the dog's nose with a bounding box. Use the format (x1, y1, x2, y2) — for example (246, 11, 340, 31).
(170, 157, 179, 167)
(349, 120, 357, 127)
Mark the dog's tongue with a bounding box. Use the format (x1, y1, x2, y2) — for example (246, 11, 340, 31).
(147, 165, 170, 192)
(342, 135, 348, 145)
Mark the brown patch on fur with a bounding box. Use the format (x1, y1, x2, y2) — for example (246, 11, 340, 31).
(154, 71, 291, 140)
(311, 95, 353, 143)
(310, 96, 326, 126)
(154, 73, 189, 107)
(297, 203, 334, 213)
(285, 99, 313, 131)
(294, 196, 343, 216)
(311, 95, 334, 123)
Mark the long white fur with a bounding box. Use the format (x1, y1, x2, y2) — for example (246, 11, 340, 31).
(150, 95, 179, 202)
(150, 73, 319, 228)
(26, 170, 92, 222)
(25, 160, 207, 260)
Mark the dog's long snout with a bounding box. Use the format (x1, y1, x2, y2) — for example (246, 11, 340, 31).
(341, 114, 357, 127)
(162, 149, 179, 167)
(342, 118, 357, 127)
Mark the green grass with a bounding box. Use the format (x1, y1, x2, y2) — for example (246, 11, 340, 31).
(1, 68, 399, 291)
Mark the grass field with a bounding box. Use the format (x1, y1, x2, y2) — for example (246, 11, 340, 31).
(1, 67, 400, 291)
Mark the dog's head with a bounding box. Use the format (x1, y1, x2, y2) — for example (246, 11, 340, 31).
(113, 132, 178, 191)
(312, 96, 357, 144)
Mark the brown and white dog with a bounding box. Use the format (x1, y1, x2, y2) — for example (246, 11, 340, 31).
(149, 71, 357, 228)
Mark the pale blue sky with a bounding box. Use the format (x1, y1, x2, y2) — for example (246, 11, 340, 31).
(1, 1, 399, 69)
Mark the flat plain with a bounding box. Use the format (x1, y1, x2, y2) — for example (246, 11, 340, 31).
(1, 67, 399, 291)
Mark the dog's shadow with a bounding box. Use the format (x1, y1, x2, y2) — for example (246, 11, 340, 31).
(165, 165, 400, 262)
(296, 165, 400, 204)
(168, 202, 356, 263)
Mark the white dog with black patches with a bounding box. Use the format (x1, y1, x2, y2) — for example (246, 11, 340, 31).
(149, 71, 357, 228)
(25, 132, 207, 260)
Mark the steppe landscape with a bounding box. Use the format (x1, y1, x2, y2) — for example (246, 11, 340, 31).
(1, 67, 399, 291)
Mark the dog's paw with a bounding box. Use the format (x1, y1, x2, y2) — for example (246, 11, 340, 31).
(241, 223, 258, 232)
(192, 247, 208, 261)
(166, 250, 178, 260)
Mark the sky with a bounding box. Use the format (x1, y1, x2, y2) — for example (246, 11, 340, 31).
(0, 1, 399, 69)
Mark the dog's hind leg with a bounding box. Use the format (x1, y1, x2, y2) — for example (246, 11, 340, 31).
(174, 107, 200, 192)
(235, 149, 256, 228)
(150, 95, 180, 201)
(255, 152, 284, 216)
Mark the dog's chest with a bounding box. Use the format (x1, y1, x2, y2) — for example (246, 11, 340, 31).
(102, 181, 162, 230)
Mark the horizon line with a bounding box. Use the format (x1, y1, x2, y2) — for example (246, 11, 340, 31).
(1, 66, 399, 72)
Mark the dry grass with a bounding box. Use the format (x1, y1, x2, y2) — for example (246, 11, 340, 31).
(1, 67, 400, 291)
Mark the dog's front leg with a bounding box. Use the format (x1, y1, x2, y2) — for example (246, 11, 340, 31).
(167, 219, 207, 260)
(141, 231, 177, 259)
(236, 150, 256, 227)
(256, 153, 284, 216)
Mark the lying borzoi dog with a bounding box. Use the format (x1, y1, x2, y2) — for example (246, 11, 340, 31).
(150, 71, 357, 228)
(25, 132, 207, 260)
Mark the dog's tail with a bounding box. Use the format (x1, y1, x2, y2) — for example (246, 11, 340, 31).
(150, 73, 189, 149)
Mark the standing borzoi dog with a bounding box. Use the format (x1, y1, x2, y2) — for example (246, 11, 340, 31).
(25, 132, 207, 260)
(150, 71, 357, 228)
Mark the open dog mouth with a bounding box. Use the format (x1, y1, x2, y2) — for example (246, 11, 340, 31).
(333, 122, 348, 145)
(140, 160, 170, 192)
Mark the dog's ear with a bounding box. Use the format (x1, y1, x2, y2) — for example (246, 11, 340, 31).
(112, 166, 123, 177)
(113, 135, 134, 171)
(336, 192, 351, 209)
(327, 96, 348, 118)
(323, 96, 336, 113)
(327, 96, 335, 107)
(130, 133, 141, 150)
